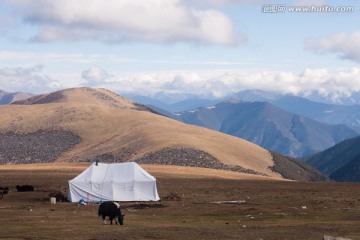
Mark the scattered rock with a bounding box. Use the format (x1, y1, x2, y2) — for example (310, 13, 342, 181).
(162, 192, 182, 201)
(86, 154, 117, 163)
(323, 236, 352, 240)
(135, 147, 266, 175)
(0, 130, 81, 164)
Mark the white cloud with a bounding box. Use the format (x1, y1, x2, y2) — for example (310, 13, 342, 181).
(5, 0, 242, 46)
(305, 31, 360, 62)
(2, 64, 360, 103)
(82, 66, 112, 84)
(79, 67, 360, 102)
(0, 65, 62, 93)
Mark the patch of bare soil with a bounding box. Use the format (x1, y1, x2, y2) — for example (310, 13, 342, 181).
(122, 203, 166, 209)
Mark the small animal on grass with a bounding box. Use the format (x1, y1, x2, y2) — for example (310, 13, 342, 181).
(0, 187, 9, 194)
(16, 185, 35, 192)
(98, 201, 125, 225)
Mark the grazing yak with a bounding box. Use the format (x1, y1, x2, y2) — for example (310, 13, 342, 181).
(98, 201, 125, 225)
(16, 185, 35, 192)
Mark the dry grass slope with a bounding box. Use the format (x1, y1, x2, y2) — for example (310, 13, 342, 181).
(0, 87, 280, 178)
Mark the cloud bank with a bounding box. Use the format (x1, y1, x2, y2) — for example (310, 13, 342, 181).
(305, 31, 360, 63)
(6, 0, 242, 45)
(0, 65, 61, 93)
(2, 65, 360, 104)
(81, 66, 360, 103)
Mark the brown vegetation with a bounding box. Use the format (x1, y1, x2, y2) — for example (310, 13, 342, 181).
(0, 163, 359, 240)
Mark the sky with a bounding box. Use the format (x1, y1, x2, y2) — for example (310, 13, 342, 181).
(0, 0, 359, 102)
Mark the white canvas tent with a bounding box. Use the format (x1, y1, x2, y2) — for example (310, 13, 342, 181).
(68, 162, 160, 202)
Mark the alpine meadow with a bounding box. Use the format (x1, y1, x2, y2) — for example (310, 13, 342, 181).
(1, 1, 360, 239)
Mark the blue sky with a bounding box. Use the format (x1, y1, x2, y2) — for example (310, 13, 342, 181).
(0, 0, 359, 102)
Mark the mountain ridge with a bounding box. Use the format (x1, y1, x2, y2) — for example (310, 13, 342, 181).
(131, 90, 360, 127)
(177, 101, 360, 157)
(0, 89, 34, 104)
(330, 154, 360, 182)
(305, 136, 360, 177)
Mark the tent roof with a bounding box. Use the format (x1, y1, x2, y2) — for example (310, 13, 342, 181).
(70, 162, 156, 183)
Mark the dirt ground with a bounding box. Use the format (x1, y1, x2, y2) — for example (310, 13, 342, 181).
(0, 163, 359, 240)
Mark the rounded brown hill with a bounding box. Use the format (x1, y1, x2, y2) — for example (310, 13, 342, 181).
(0, 87, 325, 181)
(13, 87, 149, 111)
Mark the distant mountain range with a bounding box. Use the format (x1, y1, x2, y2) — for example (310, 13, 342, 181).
(125, 90, 360, 158)
(305, 136, 360, 182)
(0, 90, 34, 104)
(233, 90, 360, 127)
(125, 93, 223, 113)
(127, 89, 360, 107)
(272, 96, 360, 127)
(175, 100, 360, 157)
(128, 90, 360, 127)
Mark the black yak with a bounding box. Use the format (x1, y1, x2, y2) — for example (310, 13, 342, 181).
(16, 185, 34, 192)
(98, 201, 125, 225)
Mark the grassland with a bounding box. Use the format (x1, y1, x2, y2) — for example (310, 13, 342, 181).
(0, 163, 359, 240)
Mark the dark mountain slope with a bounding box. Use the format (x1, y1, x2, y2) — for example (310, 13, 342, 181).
(330, 154, 360, 182)
(270, 151, 328, 181)
(305, 136, 360, 176)
(179, 101, 360, 157)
